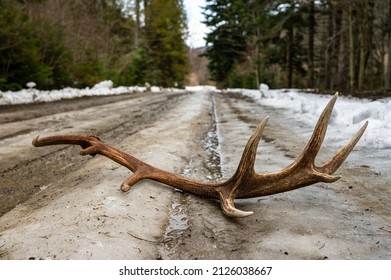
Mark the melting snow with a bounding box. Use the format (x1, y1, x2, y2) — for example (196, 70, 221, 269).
(1, 82, 389, 149)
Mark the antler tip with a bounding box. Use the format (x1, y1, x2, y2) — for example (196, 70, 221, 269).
(221, 205, 254, 218)
(330, 92, 338, 106)
(120, 184, 131, 192)
(257, 116, 269, 131)
(32, 135, 40, 147)
(218, 193, 254, 218)
(364, 120, 369, 128)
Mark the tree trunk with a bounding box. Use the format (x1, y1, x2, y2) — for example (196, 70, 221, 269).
(135, 0, 141, 48)
(333, 2, 343, 90)
(337, 5, 348, 91)
(286, 24, 293, 88)
(348, 1, 355, 91)
(324, 0, 333, 90)
(386, 0, 391, 88)
(308, 0, 315, 88)
(252, 7, 260, 88)
(144, 0, 150, 26)
(358, 0, 368, 90)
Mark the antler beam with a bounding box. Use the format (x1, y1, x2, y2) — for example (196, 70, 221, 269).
(32, 93, 368, 218)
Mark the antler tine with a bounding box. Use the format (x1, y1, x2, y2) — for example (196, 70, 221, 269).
(120, 172, 148, 192)
(33, 134, 99, 148)
(292, 93, 338, 168)
(33, 134, 153, 191)
(33, 135, 142, 172)
(216, 117, 269, 218)
(34, 134, 149, 193)
(231, 116, 269, 180)
(318, 120, 368, 174)
(217, 188, 254, 218)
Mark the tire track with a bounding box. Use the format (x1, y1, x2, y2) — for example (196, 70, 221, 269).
(0, 91, 188, 217)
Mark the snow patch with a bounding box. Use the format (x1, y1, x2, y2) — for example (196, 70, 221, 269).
(150, 86, 161, 93)
(0, 80, 157, 105)
(91, 80, 113, 90)
(185, 85, 217, 92)
(235, 88, 390, 150)
(26, 82, 36, 89)
(1, 82, 389, 150)
(259, 83, 269, 92)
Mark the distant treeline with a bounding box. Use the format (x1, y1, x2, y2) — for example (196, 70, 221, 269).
(0, 0, 189, 90)
(203, 0, 391, 95)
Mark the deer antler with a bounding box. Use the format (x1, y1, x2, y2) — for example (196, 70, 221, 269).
(32, 93, 368, 218)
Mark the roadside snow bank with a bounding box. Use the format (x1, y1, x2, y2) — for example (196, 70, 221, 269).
(2, 82, 388, 149)
(234, 88, 391, 150)
(0, 80, 149, 105)
(185, 85, 217, 92)
(0, 81, 211, 105)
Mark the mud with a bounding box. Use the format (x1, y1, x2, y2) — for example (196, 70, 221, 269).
(0, 91, 188, 216)
(0, 89, 389, 260)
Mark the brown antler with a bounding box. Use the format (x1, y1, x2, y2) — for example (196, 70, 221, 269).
(32, 93, 368, 218)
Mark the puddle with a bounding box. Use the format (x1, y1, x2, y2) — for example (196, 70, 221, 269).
(203, 94, 224, 181)
(162, 193, 189, 244)
(160, 162, 192, 258)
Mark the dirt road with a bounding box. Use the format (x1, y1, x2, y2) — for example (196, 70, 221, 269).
(0, 89, 389, 259)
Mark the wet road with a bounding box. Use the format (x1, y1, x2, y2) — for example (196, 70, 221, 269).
(0, 91, 188, 216)
(0, 89, 389, 259)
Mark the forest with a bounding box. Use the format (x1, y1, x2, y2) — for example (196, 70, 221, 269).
(1, 0, 391, 97)
(204, 0, 391, 95)
(0, 0, 189, 90)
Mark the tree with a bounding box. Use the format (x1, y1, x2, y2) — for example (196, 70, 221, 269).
(241, 0, 270, 88)
(266, 0, 307, 88)
(0, 2, 71, 90)
(144, 0, 189, 87)
(307, 0, 315, 88)
(203, 0, 247, 88)
(0, 0, 190, 90)
(134, 0, 142, 48)
(388, 0, 391, 87)
(202, 0, 391, 95)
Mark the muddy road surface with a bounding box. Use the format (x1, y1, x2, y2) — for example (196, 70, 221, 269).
(0, 89, 389, 260)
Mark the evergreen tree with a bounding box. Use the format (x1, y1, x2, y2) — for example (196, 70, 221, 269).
(144, 0, 189, 87)
(203, 0, 247, 88)
(0, 1, 72, 90)
(2, 0, 390, 94)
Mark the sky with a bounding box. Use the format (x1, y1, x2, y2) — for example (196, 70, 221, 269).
(183, 0, 208, 48)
